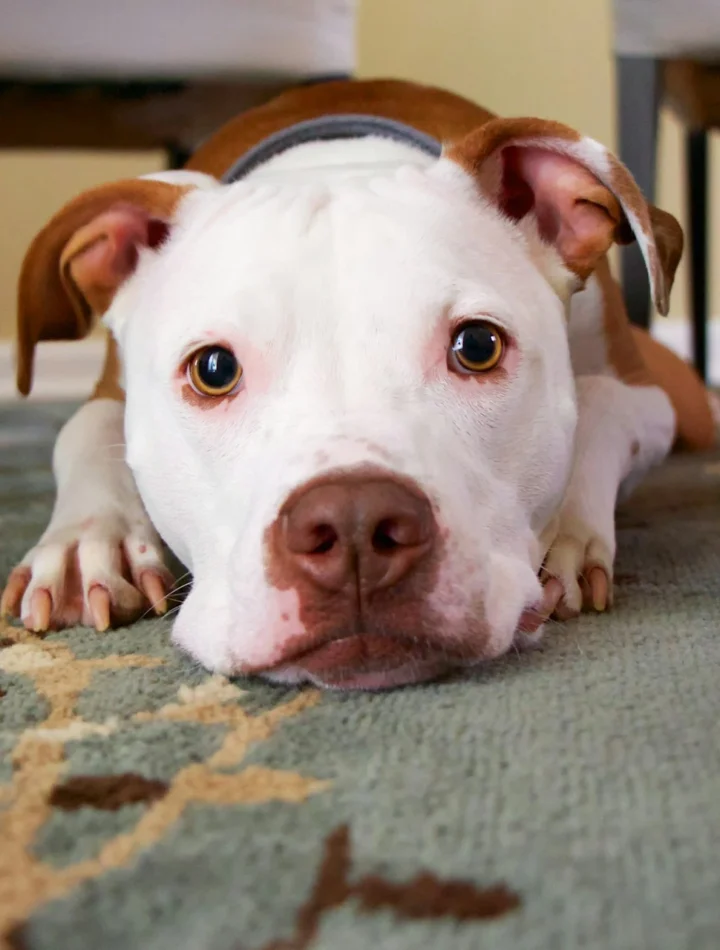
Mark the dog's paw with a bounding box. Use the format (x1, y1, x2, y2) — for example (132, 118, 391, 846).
(541, 517, 613, 621)
(0, 514, 174, 633)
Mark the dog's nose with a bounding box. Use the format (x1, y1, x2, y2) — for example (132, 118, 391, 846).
(280, 477, 436, 593)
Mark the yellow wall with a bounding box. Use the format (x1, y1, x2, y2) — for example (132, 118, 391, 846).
(0, 0, 717, 342)
(357, 0, 719, 321)
(0, 151, 165, 342)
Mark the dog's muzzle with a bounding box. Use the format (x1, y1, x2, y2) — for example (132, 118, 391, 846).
(261, 470, 457, 688)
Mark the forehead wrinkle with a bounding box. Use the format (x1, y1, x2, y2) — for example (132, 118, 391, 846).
(172, 177, 345, 270)
(141, 168, 562, 381)
(145, 184, 344, 348)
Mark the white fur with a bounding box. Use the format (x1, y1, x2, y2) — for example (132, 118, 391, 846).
(141, 169, 221, 190)
(543, 375, 675, 612)
(107, 144, 579, 678)
(567, 274, 610, 376)
(16, 399, 166, 626)
(246, 136, 436, 183)
(12, 134, 675, 687)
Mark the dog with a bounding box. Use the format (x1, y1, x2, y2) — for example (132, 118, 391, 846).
(1, 79, 715, 690)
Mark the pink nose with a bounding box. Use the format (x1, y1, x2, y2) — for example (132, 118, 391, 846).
(278, 476, 437, 594)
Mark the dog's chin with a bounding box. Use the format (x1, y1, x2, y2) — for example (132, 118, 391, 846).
(260, 619, 549, 690)
(258, 634, 461, 691)
(263, 658, 454, 691)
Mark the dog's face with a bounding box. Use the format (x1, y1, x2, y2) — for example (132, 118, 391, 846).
(18, 118, 675, 689)
(117, 163, 576, 687)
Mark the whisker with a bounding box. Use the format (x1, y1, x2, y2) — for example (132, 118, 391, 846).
(542, 616, 563, 633)
(571, 633, 587, 657)
(538, 565, 558, 582)
(139, 575, 193, 621)
(168, 570, 192, 592)
(134, 603, 183, 631)
(139, 596, 170, 622)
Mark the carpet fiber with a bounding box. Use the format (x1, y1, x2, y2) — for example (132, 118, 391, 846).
(1, 402, 719, 950)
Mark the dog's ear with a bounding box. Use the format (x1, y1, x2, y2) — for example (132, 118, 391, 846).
(446, 118, 683, 313)
(16, 178, 194, 395)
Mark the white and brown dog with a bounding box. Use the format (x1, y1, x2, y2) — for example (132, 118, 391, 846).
(1, 80, 715, 689)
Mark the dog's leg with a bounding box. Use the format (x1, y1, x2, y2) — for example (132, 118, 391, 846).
(1, 345, 172, 633)
(542, 374, 675, 617)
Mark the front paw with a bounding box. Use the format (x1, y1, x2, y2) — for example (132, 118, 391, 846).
(0, 515, 173, 633)
(541, 516, 613, 620)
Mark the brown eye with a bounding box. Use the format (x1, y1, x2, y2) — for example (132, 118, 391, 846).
(188, 346, 242, 396)
(450, 321, 504, 373)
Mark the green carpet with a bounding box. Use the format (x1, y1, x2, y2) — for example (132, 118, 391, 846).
(1, 401, 719, 950)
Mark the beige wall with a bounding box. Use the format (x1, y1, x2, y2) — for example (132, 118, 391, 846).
(0, 151, 165, 342)
(357, 0, 720, 321)
(0, 0, 717, 343)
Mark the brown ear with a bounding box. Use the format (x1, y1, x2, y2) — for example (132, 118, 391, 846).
(446, 119, 682, 314)
(647, 203, 684, 299)
(16, 178, 191, 396)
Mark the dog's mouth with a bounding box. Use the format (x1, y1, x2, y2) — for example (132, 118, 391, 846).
(263, 634, 455, 690)
(257, 596, 550, 692)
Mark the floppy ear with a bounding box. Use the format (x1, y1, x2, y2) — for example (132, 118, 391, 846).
(16, 178, 193, 396)
(446, 118, 683, 314)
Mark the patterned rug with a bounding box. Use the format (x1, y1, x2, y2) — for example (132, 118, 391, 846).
(1, 401, 720, 950)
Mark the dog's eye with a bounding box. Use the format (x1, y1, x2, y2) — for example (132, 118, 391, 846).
(450, 321, 504, 373)
(188, 346, 243, 396)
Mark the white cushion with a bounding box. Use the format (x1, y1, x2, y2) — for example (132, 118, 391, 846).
(614, 0, 720, 57)
(0, 0, 356, 79)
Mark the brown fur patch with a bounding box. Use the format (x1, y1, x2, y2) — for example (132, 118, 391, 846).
(187, 78, 494, 179)
(603, 156, 684, 315)
(594, 258, 651, 387)
(448, 122, 631, 285)
(446, 116, 580, 179)
(648, 204, 684, 299)
(90, 335, 124, 402)
(630, 326, 716, 451)
(50, 774, 169, 812)
(17, 179, 190, 396)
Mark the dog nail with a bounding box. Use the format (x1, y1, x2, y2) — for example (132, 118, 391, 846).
(141, 572, 168, 615)
(590, 568, 608, 611)
(1, 570, 30, 617)
(29, 589, 52, 632)
(541, 578, 563, 616)
(88, 586, 111, 632)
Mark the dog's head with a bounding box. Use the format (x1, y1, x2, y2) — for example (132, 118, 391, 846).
(17, 119, 681, 689)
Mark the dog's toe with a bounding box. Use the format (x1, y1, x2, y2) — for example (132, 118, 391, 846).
(542, 526, 613, 620)
(0, 566, 32, 619)
(2, 521, 174, 633)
